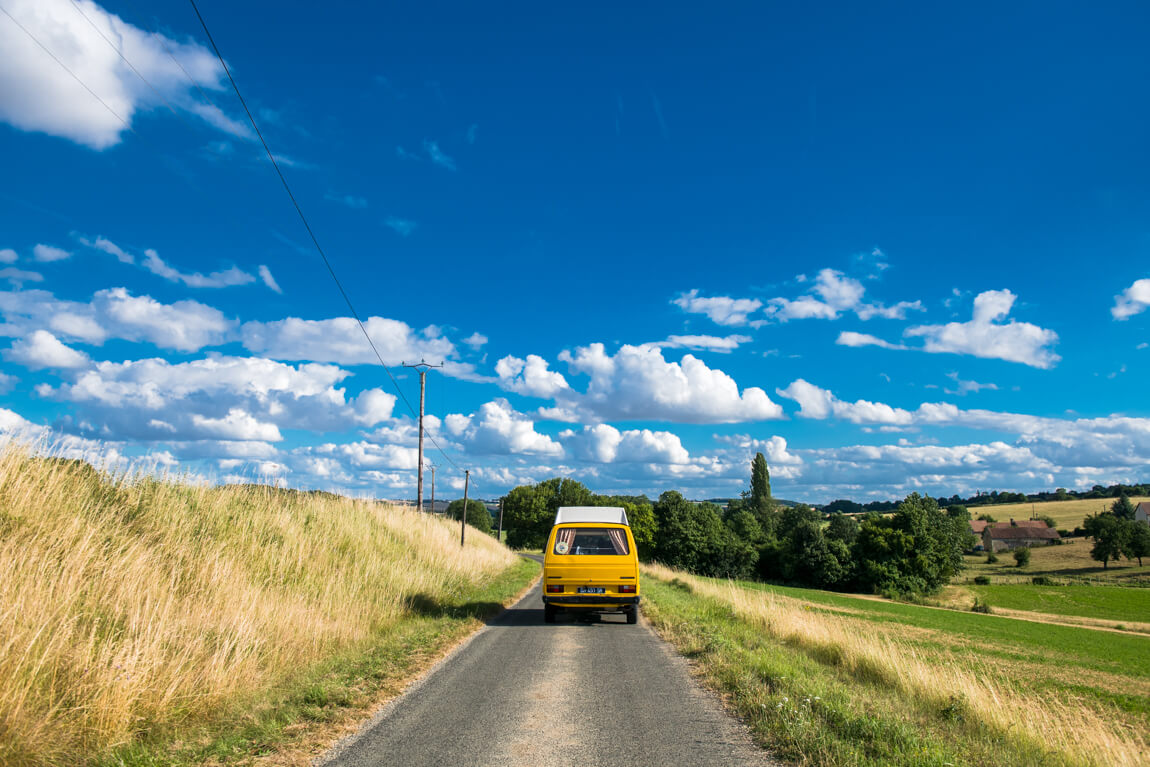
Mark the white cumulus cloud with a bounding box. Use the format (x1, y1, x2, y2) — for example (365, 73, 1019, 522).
(672, 290, 763, 327)
(142, 249, 255, 289)
(33, 244, 71, 262)
(556, 343, 783, 424)
(905, 289, 1060, 368)
(776, 379, 914, 425)
(835, 331, 906, 350)
(241, 315, 458, 369)
(0, 0, 237, 149)
(445, 399, 563, 456)
(4, 329, 90, 369)
(766, 269, 922, 322)
(494, 354, 570, 398)
(658, 334, 752, 353)
(1112, 278, 1150, 320)
(0, 287, 236, 352)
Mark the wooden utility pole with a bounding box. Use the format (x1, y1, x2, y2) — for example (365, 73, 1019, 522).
(497, 496, 504, 542)
(401, 360, 442, 513)
(429, 465, 436, 514)
(460, 470, 470, 547)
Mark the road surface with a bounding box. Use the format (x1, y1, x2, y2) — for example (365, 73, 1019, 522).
(318, 557, 780, 767)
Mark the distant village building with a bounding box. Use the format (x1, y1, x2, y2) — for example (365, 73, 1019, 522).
(1136, 502, 1149, 524)
(982, 523, 1060, 552)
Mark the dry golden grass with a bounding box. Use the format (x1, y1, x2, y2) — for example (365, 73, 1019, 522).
(643, 563, 1149, 767)
(0, 442, 516, 767)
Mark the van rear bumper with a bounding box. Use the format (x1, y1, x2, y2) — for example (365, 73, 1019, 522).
(542, 595, 640, 606)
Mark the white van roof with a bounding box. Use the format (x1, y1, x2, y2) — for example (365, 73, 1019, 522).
(553, 506, 629, 526)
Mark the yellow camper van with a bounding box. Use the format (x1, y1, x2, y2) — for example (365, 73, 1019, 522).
(541, 506, 640, 624)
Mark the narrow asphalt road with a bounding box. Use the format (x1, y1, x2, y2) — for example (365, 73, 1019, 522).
(318, 556, 780, 767)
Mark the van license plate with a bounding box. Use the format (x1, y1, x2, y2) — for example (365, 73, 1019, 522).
(577, 587, 605, 594)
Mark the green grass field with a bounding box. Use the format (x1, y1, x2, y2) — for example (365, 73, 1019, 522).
(967, 496, 1149, 530)
(961, 582, 1150, 624)
(731, 580, 1150, 683)
(642, 563, 1150, 767)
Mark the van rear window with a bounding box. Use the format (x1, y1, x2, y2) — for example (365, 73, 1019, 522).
(553, 527, 629, 555)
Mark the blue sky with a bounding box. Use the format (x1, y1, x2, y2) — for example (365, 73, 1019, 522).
(1, 0, 1148, 502)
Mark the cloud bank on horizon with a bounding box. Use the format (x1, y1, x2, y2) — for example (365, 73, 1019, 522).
(0, 0, 1147, 503)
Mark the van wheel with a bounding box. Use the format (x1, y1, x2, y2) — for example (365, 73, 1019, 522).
(544, 604, 556, 623)
(626, 605, 639, 624)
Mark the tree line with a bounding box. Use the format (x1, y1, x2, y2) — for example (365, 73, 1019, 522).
(499, 453, 975, 596)
(821, 481, 1149, 515)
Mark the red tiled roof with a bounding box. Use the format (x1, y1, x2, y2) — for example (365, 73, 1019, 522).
(985, 526, 1060, 540)
(970, 520, 989, 534)
(988, 519, 1048, 529)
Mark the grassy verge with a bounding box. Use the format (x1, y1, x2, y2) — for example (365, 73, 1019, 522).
(641, 564, 1149, 767)
(101, 556, 539, 767)
(0, 443, 534, 767)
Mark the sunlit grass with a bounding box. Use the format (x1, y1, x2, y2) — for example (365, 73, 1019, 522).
(642, 562, 1149, 767)
(0, 441, 517, 767)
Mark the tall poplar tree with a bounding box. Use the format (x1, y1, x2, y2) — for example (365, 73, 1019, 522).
(750, 452, 772, 511)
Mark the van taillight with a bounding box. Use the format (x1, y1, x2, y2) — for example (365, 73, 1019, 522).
(618, 584, 636, 593)
(546, 585, 564, 593)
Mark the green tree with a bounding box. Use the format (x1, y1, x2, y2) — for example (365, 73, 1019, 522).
(945, 504, 978, 552)
(780, 519, 848, 588)
(1111, 493, 1136, 521)
(854, 494, 969, 595)
(1128, 522, 1150, 567)
(726, 509, 766, 547)
(1084, 513, 1131, 569)
(1012, 546, 1031, 567)
(596, 495, 657, 561)
(825, 512, 860, 547)
(977, 513, 997, 523)
(750, 452, 772, 513)
(502, 484, 549, 549)
(652, 493, 756, 579)
(446, 498, 492, 535)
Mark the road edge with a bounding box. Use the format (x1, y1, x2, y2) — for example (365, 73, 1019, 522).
(311, 556, 542, 766)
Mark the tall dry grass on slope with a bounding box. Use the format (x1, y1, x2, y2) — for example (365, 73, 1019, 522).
(0, 442, 516, 767)
(643, 563, 1148, 767)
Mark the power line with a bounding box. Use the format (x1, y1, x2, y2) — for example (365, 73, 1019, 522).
(2, 0, 475, 491)
(66, 0, 192, 129)
(186, 0, 466, 475)
(116, 0, 233, 123)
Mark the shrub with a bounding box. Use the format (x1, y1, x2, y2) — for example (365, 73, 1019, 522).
(973, 575, 991, 585)
(971, 597, 992, 613)
(1031, 576, 1055, 586)
(985, 552, 999, 564)
(1013, 547, 1031, 567)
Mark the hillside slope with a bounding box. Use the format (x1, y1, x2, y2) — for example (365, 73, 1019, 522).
(0, 443, 520, 767)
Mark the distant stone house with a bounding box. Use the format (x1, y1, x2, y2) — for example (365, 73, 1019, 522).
(970, 519, 989, 536)
(983, 524, 1060, 552)
(1136, 502, 1149, 524)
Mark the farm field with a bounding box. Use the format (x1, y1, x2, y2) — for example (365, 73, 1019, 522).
(962, 540, 1150, 585)
(967, 496, 1149, 530)
(641, 563, 1150, 767)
